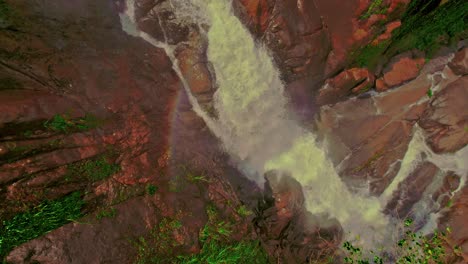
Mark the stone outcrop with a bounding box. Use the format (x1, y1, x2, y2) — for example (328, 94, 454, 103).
(376, 55, 426, 91)
(448, 47, 468, 75)
(420, 76, 468, 153)
(316, 53, 462, 195)
(316, 67, 375, 105)
(255, 171, 343, 264)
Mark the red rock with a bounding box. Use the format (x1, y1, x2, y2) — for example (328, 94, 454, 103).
(448, 48, 468, 75)
(256, 171, 343, 263)
(316, 68, 375, 105)
(371, 20, 401, 45)
(382, 57, 426, 88)
(375, 78, 388, 91)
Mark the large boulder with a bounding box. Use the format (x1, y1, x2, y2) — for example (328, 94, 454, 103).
(255, 171, 343, 263)
(376, 56, 426, 91)
(316, 67, 375, 105)
(448, 47, 468, 75)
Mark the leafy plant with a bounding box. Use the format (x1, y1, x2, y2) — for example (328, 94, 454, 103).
(0, 192, 84, 258)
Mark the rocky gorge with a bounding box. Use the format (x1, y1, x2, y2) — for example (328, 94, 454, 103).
(0, 0, 467, 263)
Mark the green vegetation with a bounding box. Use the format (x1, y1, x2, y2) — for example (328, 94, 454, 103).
(44, 113, 101, 133)
(133, 205, 268, 264)
(427, 88, 433, 98)
(236, 205, 253, 217)
(0, 192, 84, 258)
(342, 218, 461, 264)
(96, 207, 117, 220)
(354, 0, 468, 69)
(134, 217, 185, 264)
(177, 240, 268, 264)
(354, 41, 389, 69)
(146, 184, 158, 195)
(360, 0, 387, 20)
(179, 204, 267, 264)
(65, 156, 120, 182)
(186, 174, 209, 183)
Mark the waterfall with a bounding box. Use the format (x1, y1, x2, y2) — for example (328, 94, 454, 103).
(119, 0, 466, 251)
(119, 0, 392, 246)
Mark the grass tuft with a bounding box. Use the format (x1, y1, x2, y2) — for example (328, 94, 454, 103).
(0, 192, 84, 259)
(65, 156, 120, 182)
(44, 113, 101, 133)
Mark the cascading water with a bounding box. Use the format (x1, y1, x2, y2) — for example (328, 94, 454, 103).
(120, 0, 467, 252)
(121, 0, 390, 247)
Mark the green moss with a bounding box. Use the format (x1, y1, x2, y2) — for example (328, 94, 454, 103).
(0, 192, 84, 259)
(44, 113, 102, 133)
(65, 156, 120, 182)
(360, 0, 387, 20)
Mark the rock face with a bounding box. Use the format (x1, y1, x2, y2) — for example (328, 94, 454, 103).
(420, 76, 468, 153)
(384, 162, 439, 218)
(233, 0, 330, 84)
(1, 0, 256, 262)
(376, 56, 426, 91)
(316, 53, 463, 195)
(132, 0, 217, 114)
(316, 68, 375, 105)
(255, 171, 343, 264)
(448, 47, 468, 75)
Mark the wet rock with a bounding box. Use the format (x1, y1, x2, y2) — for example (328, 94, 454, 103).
(384, 162, 439, 218)
(234, 0, 331, 84)
(378, 56, 426, 91)
(448, 48, 468, 75)
(432, 172, 461, 208)
(134, 0, 190, 44)
(420, 76, 468, 153)
(255, 170, 343, 263)
(316, 68, 375, 105)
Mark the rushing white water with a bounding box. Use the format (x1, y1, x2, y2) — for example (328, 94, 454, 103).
(120, 0, 467, 252)
(186, 0, 390, 246)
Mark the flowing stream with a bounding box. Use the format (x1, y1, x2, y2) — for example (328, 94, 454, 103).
(120, 0, 468, 250)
